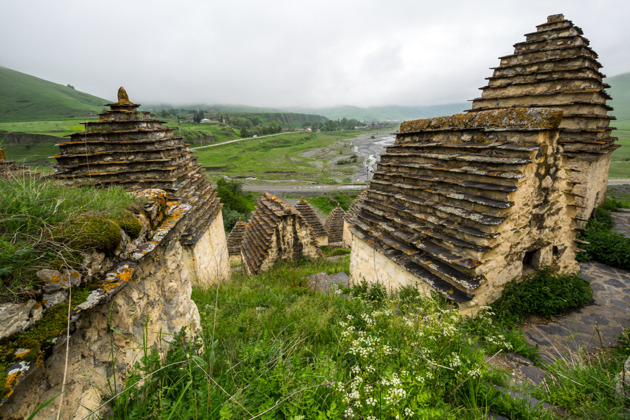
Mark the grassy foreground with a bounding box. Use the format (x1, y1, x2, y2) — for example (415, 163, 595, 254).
(105, 257, 629, 419)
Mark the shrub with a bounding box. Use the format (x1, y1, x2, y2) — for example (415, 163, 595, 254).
(491, 267, 593, 328)
(577, 206, 630, 269)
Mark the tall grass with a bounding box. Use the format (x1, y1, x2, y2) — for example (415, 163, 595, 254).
(0, 176, 140, 300)
(107, 258, 549, 419)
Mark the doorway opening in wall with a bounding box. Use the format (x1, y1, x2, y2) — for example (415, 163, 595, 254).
(523, 248, 542, 273)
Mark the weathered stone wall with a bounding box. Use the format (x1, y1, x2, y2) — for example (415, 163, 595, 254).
(182, 211, 230, 288)
(567, 154, 611, 219)
(1, 191, 204, 419)
(2, 233, 201, 419)
(349, 235, 434, 297)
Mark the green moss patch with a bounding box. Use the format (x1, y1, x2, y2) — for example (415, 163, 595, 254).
(53, 215, 122, 254)
(0, 288, 92, 401)
(110, 211, 142, 239)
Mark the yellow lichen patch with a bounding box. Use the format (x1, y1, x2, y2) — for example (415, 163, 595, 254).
(3, 369, 24, 401)
(14, 348, 30, 359)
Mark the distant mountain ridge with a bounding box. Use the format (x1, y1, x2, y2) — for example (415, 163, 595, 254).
(0, 66, 627, 124)
(0, 67, 109, 121)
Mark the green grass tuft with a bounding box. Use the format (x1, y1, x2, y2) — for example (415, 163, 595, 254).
(0, 177, 141, 300)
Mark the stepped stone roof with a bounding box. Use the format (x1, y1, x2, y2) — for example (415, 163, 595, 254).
(345, 190, 368, 224)
(325, 204, 347, 244)
(351, 108, 577, 304)
(53, 87, 221, 245)
(227, 219, 247, 256)
(295, 198, 327, 238)
(470, 14, 616, 156)
(241, 192, 321, 274)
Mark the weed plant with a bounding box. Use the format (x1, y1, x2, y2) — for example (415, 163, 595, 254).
(535, 329, 630, 418)
(0, 176, 141, 300)
(109, 258, 549, 419)
(490, 267, 592, 329)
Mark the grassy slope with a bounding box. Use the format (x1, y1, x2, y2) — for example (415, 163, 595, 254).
(607, 72, 630, 178)
(607, 72, 630, 122)
(0, 67, 108, 121)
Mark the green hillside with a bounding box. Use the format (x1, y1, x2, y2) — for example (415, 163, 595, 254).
(607, 72, 630, 122)
(0, 67, 108, 121)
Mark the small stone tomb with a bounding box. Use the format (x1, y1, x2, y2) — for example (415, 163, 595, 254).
(325, 204, 347, 246)
(349, 108, 579, 313)
(241, 192, 322, 275)
(227, 218, 247, 265)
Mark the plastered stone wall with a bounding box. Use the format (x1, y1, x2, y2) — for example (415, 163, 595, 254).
(349, 236, 434, 297)
(2, 234, 201, 419)
(182, 212, 230, 288)
(567, 154, 611, 220)
(342, 220, 353, 249)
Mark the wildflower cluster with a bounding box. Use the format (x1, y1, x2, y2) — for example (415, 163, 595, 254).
(331, 296, 492, 418)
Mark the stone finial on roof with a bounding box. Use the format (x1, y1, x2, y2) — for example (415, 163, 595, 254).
(547, 14, 564, 22)
(117, 86, 132, 105)
(240, 192, 321, 275)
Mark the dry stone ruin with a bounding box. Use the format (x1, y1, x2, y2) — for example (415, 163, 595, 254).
(241, 192, 321, 275)
(349, 108, 579, 313)
(0, 146, 36, 178)
(325, 204, 347, 246)
(227, 218, 247, 265)
(295, 198, 329, 246)
(470, 14, 617, 223)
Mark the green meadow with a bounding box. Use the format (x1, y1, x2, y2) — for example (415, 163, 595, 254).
(196, 131, 361, 184)
(610, 121, 630, 179)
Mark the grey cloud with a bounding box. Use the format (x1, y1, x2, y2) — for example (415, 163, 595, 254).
(0, 0, 627, 107)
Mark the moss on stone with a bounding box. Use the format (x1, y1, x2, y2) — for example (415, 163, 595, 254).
(53, 215, 122, 254)
(111, 211, 142, 239)
(0, 288, 92, 401)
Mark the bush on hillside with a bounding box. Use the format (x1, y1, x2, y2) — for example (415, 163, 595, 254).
(215, 178, 257, 231)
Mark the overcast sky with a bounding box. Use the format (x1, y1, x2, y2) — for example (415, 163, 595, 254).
(1, 0, 628, 108)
